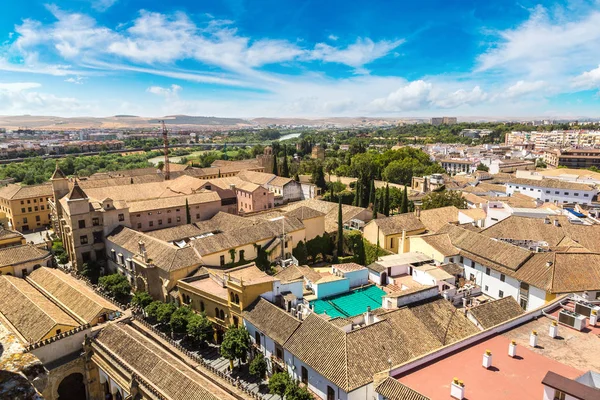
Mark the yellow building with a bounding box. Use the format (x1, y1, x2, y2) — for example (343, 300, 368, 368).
(0, 183, 53, 232)
(0, 274, 79, 343)
(363, 213, 426, 253)
(177, 264, 276, 342)
(0, 228, 26, 248)
(0, 243, 53, 277)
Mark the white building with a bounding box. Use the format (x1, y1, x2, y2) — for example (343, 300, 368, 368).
(506, 177, 597, 205)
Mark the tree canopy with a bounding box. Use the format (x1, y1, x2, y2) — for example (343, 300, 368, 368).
(421, 190, 467, 210)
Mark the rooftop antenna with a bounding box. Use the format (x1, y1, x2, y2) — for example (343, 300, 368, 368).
(159, 120, 170, 180)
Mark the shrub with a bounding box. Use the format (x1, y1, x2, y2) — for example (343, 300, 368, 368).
(131, 291, 153, 309)
(249, 353, 267, 379)
(98, 273, 131, 301)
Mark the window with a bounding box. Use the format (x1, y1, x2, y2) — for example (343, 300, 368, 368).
(484, 285, 489, 291)
(555, 191, 559, 194)
(301, 366, 308, 385)
(554, 390, 566, 400)
(23, 217, 28, 223)
(220, 255, 225, 266)
(21, 208, 25, 213)
(498, 290, 504, 298)
(574, 193, 579, 196)
(93, 231, 103, 243)
(27, 200, 30, 204)
(500, 274, 505, 282)
(34, 199, 37, 203)
(196, 214, 200, 219)
(235, 294, 239, 304)
(34, 206, 38, 211)
(255, 331, 261, 347)
(219, 309, 225, 320)
(35, 215, 40, 222)
(20, 200, 24, 205)
(82, 252, 91, 263)
(176, 208, 180, 212)
(584, 193, 589, 197)
(80, 235, 88, 245)
(137, 223, 142, 229)
(78, 220, 86, 229)
(233, 316, 239, 326)
(200, 301, 205, 312)
(158, 219, 163, 225)
(546, 190, 550, 194)
(390, 238, 394, 248)
(92, 217, 99, 226)
(485, 267, 490, 275)
(327, 386, 335, 400)
(177, 216, 181, 222)
(167, 210, 171, 213)
(275, 344, 283, 360)
(215, 307, 219, 318)
(118, 214, 125, 222)
(470, 260, 475, 267)
(168, 218, 172, 224)
(230, 292, 235, 302)
(28, 207, 32, 212)
(149, 221, 154, 227)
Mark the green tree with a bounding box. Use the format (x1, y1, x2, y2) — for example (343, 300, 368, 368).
(281, 145, 290, 177)
(185, 198, 191, 224)
(369, 180, 375, 208)
(421, 190, 467, 210)
(220, 325, 251, 371)
(170, 306, 193, 334)
(311, 165, 327, 191)
(353, 182, 360, 206)
(156, 302, 177, 326)
(400, 185, 409, 213)
(81, 260, 101, 284)
(98, 273, 131, 302)
(292, 240, 308, 265)
(249, 353, 267, 380)
(536, 158, 547, 168)
(268, 372, 291, 399)
(476, 163, 489, 172)
(272, 152, 279, 175)
(144, 301, 162, 321)
(384, 184, 390, 216)
(255, 247, 271, 271)
(336, 198, 344, 261)
(372, 195, 378, 219)
(285, 381, 313, 400)
(186, 312, 213, 344)
(131, 291, 153, 309)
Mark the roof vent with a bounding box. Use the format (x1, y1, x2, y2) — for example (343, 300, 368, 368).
(546, 261, 553, 268)
(553, 219, 560, 227)
(544, 216, 550, 224)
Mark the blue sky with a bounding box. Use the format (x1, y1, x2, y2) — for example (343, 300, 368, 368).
(1, 0, 600, 118)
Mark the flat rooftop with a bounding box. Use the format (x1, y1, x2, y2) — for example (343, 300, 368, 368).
(397, 334, 582, 400)
(186, 277, 228, 300)
(309, 285, 386, 318)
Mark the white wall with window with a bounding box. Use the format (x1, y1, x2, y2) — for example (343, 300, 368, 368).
(506, 182, 597, 205)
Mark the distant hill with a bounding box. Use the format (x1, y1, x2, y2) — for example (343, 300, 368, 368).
(148, 115, 251, 126)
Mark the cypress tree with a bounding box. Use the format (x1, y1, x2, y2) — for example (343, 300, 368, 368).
(372, 196, 378, 219)
(185, 198, 191, 224)
(281, 145, 290, 178)
(336, 198, 343, 261)
(384, 184, 390, 216)
(369, 180, 375, 208)
(272, 154, 278, 176)
(353, 182, 360, 206)
(401, 185, 409, 213)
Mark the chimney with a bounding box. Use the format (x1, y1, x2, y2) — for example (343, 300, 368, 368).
(400, 230, 406, 254)
(549, 320, 558, 338)
(508, 340, 517, 358)
(544, 216, 550, 224)
(365, 306, 371, 325)
(138, 240, 147, 261)
(546, 261, 553, 268)
(450, 378, 465, 400)
(482, 350, 492, 369)
(415, 206, 421, 218)
(553, 219, 560, 227)
(229, 184, 236, 191)
(529, 330, 538, 347)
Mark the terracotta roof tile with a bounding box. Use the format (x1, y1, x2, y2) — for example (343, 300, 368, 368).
(468, 297, 524, 329)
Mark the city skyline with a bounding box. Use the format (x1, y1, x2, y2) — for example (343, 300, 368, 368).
(1, 0, 600, 118)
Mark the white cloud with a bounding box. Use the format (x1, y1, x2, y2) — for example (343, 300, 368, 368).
(477, 5, 600, 80)
(572, 65, 600, 89)
(65, 76, 85, 84)
(433, 86, 487, 108)
(309, 38, 404, 69)
(328, 34, 338, 41)
(498, 80, 547, 99)
(0, 82, 91, 115)
(369, 80, 432, 111)
(146, 84, 182, 99)
(91, 0, 119, 12)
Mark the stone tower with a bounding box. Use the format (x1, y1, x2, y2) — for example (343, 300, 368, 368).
(257, 146, 274, 173)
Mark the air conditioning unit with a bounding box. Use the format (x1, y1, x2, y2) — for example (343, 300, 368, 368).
(558, 309, 586, 331)
(574, 301, 600, 318)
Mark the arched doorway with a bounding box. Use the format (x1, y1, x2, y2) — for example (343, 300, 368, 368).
(57, 373, 86, 400)
(380, 272, 387, 286)
(135, 276, 146, 292)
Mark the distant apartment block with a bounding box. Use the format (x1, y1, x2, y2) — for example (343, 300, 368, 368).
(544, 147, 600, 169)
(440, 158, 477, 174)
(431, 117, 457, 126)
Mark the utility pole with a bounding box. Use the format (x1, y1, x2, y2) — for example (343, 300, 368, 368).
(159, 120, 170, 180)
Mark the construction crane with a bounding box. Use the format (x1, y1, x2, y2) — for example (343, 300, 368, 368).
(159, 120, 170, 180)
